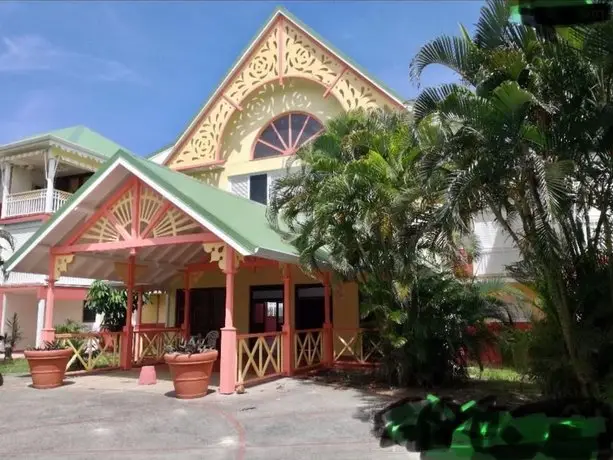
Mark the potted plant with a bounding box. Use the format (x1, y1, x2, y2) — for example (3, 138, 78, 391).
(24, 340, 72, 389)
(164, 337, 218, 399)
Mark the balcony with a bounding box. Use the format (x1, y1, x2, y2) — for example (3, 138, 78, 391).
(2, 189, 72, 219)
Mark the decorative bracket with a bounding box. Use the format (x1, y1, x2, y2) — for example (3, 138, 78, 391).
(54, 254, 75, 279)
(203, 243, 243, 272)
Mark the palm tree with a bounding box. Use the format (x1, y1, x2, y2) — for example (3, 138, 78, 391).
(410, 0, 613, 395)
(0, 228, 14, 268)
(268, 109, 507, 386)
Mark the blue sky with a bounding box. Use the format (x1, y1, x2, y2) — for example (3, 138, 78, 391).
(0, 1, 484, 156)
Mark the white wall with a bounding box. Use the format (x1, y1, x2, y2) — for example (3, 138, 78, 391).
(9, 166, 44, 193)
(473, 212, 522, 277)
(4, 292, 37, 349)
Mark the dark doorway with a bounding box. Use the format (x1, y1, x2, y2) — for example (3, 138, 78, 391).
(294, 284, 332, 330)
(175, 288, 226, 341)
(249, 285, 284, 334)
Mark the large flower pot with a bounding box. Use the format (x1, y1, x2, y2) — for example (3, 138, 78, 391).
(24, 348, 72, 389)
(164, 350, 218, 399)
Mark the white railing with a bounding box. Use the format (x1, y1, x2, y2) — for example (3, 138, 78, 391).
(3, 188, 72, 218)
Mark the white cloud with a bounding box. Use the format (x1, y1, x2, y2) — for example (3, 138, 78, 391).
(0, 34, 144, 84)
(0, 90, 59, 144)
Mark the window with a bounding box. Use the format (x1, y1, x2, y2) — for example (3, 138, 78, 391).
(253, 113, 323, 159)
(249, 174, 268, 205)
(82, 302, 96, 323)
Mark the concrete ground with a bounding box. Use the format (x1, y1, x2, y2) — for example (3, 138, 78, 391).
(0, 368, 418, 459)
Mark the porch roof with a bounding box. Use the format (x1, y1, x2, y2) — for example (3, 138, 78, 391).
(4, 150, 308, 284)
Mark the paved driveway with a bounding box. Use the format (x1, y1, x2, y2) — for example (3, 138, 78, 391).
(0, 369, 417, 459)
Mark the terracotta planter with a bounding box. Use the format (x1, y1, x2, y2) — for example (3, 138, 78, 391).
(24, 348, 72, 389)
(164, 350, 218, 399)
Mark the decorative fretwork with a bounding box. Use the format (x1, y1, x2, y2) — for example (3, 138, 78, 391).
(77, 182, 202, 244)
(108, 188, 133, 232)
(203, 243, 243, 272)
(57, 332, 121, 372)
(152, 207, 200, 238)
(237, 332, 282, 385)
(225, 29, 280, 104)
(282, 22, 344, 87)
(166, 15, 400, 170)
(138, 186, 165, 233)
(294, 329, 323, 370)
(329, 69, 391, 111)
(54, 254, 74, 279)
(333, 328, 383, 365)
(168, 98, 234, 169)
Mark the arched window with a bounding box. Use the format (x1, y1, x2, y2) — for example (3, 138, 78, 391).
(252, 112, 323, 160)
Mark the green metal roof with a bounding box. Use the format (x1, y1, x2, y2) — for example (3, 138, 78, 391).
(11, 125, 133, 159)
(5, 150, 302, 274)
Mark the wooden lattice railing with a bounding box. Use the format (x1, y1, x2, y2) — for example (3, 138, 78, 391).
(132, 328, 182, 365)
(56, 331, 121, 372)
(237, 332, 282, 386)
(294, 329, 324, 370)
(333, 328, 383, 365)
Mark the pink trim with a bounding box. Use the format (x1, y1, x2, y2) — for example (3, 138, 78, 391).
(269, 120, 289, 150)
(323, 66, 347, 98)
(0, 213, 51, 225)
(281, 264, 294, 376)
(106, 211, 132, 241)
(222, 94, 243, 112)
(140, 201, 172, 239)
(53, 232, 221, 255)
(250, 111, 324, 161)
(120, 254, 135, 370)
(64, 179, 136, 246)
(182, 270, 191, 338)
(278, 19, 284, 85)
(133, 180, 141, 239)
(220, 245, 238, 394)
(173, 159, 226, 172)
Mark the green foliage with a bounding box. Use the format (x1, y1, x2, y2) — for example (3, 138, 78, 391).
(84, 280, 141, 332)
(165, 337, 214, 355)
(269, 109, 508, 387)
(411, 0, 613, 396)
(54, 319, 85, 335)
(26, 340, 67, 351)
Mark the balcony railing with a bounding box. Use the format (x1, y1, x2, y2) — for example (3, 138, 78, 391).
(2, 189, 72, 218)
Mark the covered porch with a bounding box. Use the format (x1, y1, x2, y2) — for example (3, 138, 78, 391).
(4, 151, 381, 394)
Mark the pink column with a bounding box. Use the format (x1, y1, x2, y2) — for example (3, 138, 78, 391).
(219, 246, 237, 394)
(136, 289, 143, 329)
(323, 273, 333, 366)
(120, 253, 135, 369)
(281, 264, 295, 376)
(182, 270, 191, 339)
(41, 254, 56, 344)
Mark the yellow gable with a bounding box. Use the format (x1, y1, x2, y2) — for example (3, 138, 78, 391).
(166, 10, 404, 171)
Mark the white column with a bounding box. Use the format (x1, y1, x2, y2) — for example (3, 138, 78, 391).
(36, 298, 45, 347)
(0, 294, 7, 336)
(44, 155, 58, 213)
(0, 163, 12, 218)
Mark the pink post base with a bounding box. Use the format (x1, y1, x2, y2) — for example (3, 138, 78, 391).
(323, 322, 333, 366)
(282, 324, 294, 376)
(219, 327, 237, 394)
(119, 325, 133, 370)
(138, 366, 157, 385)
(41, 328, 55, 344)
